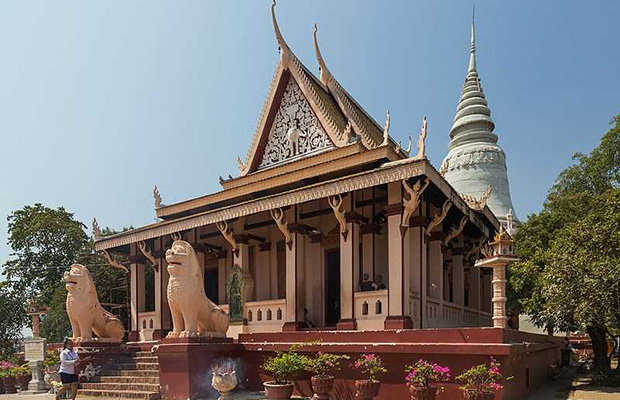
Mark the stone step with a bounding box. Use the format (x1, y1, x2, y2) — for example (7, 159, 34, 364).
(81, 382, 161, 392)
(102, 363, 159, 371)
(78, 389, 160, 400)
(99, 370, 160, 378)
(133, 351, 155, 357)
(91, 376, 160, 384)
(127, 356, 158, 363)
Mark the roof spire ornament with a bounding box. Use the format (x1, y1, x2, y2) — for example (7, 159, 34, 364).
(416, 116, 428, 158)
(382, 110, 390, 146)
(92, 218, 101, 241)
(153, 185, 162, 209)
(271, 0, 291, 68)
(313, 24, 333, 86)
(469, 6, 477, 73)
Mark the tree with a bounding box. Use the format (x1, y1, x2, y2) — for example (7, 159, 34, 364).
(510, 115, 620, 376)
(3, 204, 90, 304)
(0, 282, 28, 359)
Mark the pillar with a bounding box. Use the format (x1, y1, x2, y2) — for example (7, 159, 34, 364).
(257, 243, 272, 301)
(452, 249, 464, 305)
(407, 218, 427, 328)
(361, 226, 375, 281)
(492, 264, 508, 328)
(269, 239, 279, 299)
(384, 181, 413, 329)
(129, 243, 139, 342)
(233, 236, 254, 302)
(468, 265, 480, 310)
(217, 251, 228, 305)
(283, 206, 305, 331)
(337, 194, 361, 330)
(428, 234, 444, 300)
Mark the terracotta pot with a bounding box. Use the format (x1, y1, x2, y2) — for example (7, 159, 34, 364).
(355, 379, 381, 400)
(311, 375, 334, 399)
(2, 376, 17, 394)
(18, 374, 31, 390)
(463, 390, 495, 400)
(263, 381, 295, 399)
(409, 385, 438, 400)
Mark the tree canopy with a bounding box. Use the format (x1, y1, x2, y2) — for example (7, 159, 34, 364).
(510, 114, 620, 376)
(0, 282, 28, 359)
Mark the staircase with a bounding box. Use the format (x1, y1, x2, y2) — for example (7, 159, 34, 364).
(79, 351, 161, 400)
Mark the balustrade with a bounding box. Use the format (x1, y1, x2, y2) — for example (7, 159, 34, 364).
(354, 290, 388, 330)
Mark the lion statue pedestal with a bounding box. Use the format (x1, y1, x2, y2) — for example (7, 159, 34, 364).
(64, 264, 124, 344)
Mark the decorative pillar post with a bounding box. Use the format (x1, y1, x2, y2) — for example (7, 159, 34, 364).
(407, 218, 427, 328)
(383, 181, 413, 329)
(475, 228, 518, 329)
(129, 243, 139, 342)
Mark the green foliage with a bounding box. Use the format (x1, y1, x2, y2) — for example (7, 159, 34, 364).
(352, 354, 387, 382)
(510, 114, 620, 375)
(0, 283, 28, 359)
(306, 352, 350, 377)
(40, 283, 72, 343)
(3, 204, 90, 304)
(262, 346, 310, 384)
(456, 358, 510, 394)
(42, 349, 60, 368)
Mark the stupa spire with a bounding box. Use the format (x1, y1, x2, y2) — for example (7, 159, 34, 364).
(441, 12, 518, 225)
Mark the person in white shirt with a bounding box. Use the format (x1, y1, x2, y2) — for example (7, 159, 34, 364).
(56, 338, 79, 400)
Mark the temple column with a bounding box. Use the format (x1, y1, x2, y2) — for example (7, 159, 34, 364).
(407, 217, 427, 328)
(452, 249, 464, 305)
(337, 194, 361, 330)
(361, 225, 377, 281)
(256, 243, 272, 301)
(384, 181, 413, 329)
(428, 234, 444, 300)
(218, 251, 228, 304)
(129, 243, 139, 342)
(283, 206, 305, 331)
(468, 265, 480, 310)
(491, 265, 508, 328)
(269, 239, 279, 299)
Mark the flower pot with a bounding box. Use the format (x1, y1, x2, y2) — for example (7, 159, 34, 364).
(409, 385, 438, 400)
(18, 374, 31, 390)
(263, 381, 295, 400)
(311, 375, 334, 400)
(2, 376, 17, 394)
(212, 371, 237, 400)
(355, 380, 381, 400)
(463, 390, 495, 400)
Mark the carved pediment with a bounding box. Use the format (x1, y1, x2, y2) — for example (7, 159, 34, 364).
(258, 78, 335, 170)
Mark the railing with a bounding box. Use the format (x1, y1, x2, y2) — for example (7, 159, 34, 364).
(354, 290, 388, 330)
(480, 311, 493, 327)
(442, 302, 462, 326)
(220, 299, 286, 333)
(463, 307, 479, 327)
(138, 311, 157, 341)
(409, 292, 421, 324)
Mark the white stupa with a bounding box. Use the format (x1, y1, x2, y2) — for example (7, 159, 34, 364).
(441, 14, 518, 225)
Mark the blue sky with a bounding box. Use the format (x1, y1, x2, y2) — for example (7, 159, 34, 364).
(0, 1, 618, 271)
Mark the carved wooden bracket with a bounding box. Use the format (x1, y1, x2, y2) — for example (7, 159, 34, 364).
(444, 216, 468, 246)
(138, 241, 159, 273)
(466, 239, 483, 263)
(270, 208, 293, 250)
(100, 250, 129, 274)
(170, 232, 182, 242)
(328, 194, 348, 242)
(216, 220, 238, 256)
(427, 200, 452, 235)
(401, 178, 430, 230)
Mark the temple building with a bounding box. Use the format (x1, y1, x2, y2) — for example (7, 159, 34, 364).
(440, 17, 518, 224)
(94, 5, 507, 341)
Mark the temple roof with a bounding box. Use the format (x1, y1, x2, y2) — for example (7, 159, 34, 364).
(237, 1, 391, 178)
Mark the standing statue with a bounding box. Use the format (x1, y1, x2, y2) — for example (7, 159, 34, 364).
(64, 264, 124, 343)
(166, 240, 230, 338)
(227, 265, 245, 323)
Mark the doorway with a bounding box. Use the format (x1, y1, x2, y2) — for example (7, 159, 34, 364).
(325, 249, 341, 326)
(204, 269, 219, 304)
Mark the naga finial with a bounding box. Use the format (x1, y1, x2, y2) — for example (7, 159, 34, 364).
(404, 133, 412, 156)
(153, 185, 162, 209)
(92, 218, 101, 241)
(382, 110, 390, 146)
(416, 116, 428, 158)
(271, 0, 291, 67)
(237, 156, 245, 173)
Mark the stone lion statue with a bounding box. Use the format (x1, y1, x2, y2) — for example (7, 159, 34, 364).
(64, 264, 124, 343)
(166, 240, 229, 338)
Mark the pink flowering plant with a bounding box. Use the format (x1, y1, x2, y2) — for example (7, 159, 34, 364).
(405, 359, 451, 389)
(352, 354, 387, 382)
(456, 357, 511, 394)
(0, 360, 16, 378)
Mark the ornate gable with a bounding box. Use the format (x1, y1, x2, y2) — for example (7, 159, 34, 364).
(259, 78, 335, 170)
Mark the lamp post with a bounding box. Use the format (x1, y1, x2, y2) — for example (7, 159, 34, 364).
(474, 227, 518, 329)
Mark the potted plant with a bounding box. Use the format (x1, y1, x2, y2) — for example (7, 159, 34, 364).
(352, 354, 387, 400)
(17, 363, 31, 390)
(405, 359, 451, 400)
(262, 345, 310, 399)
(0, 361, 17, 394)
(456, 357, 510, 400)
(306, 352, 350, 400)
